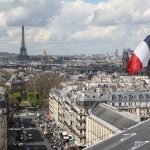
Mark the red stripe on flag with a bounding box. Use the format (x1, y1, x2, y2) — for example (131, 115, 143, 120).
(128, 53, 142, 75)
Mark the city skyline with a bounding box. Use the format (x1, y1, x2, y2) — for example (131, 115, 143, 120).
(0, 0, 150, 55)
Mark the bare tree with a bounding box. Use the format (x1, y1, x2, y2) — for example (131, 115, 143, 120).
(26, 72, 65, 100)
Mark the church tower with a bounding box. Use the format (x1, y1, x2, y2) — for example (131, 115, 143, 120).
(122, 50, 129, 72)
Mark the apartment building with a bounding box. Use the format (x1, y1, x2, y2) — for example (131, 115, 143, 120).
(0, 115, 7, 150)
(85, 119, 150, 150)
(71, 102, 87, 147)
(100, 91, 150, 120)
(86, 103, 140, 148)
(49, 85, 100, 147)
(49, 90, 59, 123)
(0, 87, 7, 150)
(49, 83, 148, 148)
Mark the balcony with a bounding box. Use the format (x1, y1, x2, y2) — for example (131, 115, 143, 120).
(49, 95, 53, 99)
(117, 106, 129, 110)
(59, 101, 63, 106)
(77, 117, 86, 123)
(64, 120, 71, 127)
(79, 112, 86, 115)
(65, 99, 71, 106)
(65, 107, 69, 111)
(78, 133, 86, 138)
(72, 106, 78, 113)
(76, 125, 86, 130)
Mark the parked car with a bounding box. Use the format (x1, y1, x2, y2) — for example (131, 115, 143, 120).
(30, 122, 36, 127)
(28, 133, 33, 140)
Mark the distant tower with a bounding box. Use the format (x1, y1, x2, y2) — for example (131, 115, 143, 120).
(18, 25, 30, 62)
(42, 50, 48, 64)
(122, 50, 129, 72)
(115, 49, 119, 57)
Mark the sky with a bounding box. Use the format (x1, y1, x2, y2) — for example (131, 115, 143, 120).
(0, 0, 150, 55)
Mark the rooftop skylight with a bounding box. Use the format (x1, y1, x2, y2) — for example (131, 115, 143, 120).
(120, 133, 136, 141)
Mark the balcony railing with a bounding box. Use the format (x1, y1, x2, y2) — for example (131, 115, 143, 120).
(78, 133, 86, 138)
(76, 125, 86, 130)
(79, 112, 86, 115)
(77, 117, 86, 123)
(117, 106, 129, 110)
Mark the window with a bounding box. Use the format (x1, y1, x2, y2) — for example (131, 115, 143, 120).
(129, 95, 133, 101)
(146, 94, 149, 100)
(124, 96, 127, 100)
(119, 95, 123, 101)
(112, 95, 116, 101)
(139, 94, 144, 100)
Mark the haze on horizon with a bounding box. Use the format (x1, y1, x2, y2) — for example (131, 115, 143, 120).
(0, 0, 150, 55)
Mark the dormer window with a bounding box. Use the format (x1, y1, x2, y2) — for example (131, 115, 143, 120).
(119, 95, 123, 101)
(112, 95, 116, 101)
(129, 95, 133, 101)
(124, 96, 127, 100)
(139, 94, 144, 100)
(145, 94, 149, 100)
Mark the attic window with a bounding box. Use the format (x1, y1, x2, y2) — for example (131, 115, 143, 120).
(139, 94, 144, 100)
(112, 95, 116, 101)
(120, 133, 136, 141)
(131, 141, 149, 149)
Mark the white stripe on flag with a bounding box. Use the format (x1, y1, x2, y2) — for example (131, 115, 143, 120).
(133, 41, 150, 67)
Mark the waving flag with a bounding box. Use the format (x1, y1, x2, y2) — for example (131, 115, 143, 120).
(128, 35, 150, 74)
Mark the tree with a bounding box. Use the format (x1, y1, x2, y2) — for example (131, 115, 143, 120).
(9, 92, 21, 107)
(26, 72, 64, 99)
(39, 98, 49, 108)
(0, 69, 12, 80)
(28, 92, 39, 106)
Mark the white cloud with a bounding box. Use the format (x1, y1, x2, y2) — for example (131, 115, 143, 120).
(0, 0, 150, 55)
(6, 6, 30, 26)
(47, 0, 96, 40)
(0, 0, 61, 26)
(0, 13, 6, 26)
(71, 26, 117, 40)
(91, 0, 150, 25)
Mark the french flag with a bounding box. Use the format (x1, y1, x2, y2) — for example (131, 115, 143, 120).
(128, 35, 150, 74)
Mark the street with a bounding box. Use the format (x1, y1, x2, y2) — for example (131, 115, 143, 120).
(8, 112, 52, 150)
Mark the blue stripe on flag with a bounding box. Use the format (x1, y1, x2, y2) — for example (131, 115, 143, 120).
(144, 35, 150, 50)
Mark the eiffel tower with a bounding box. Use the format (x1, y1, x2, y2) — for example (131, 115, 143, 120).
(18, 25, 30, 62)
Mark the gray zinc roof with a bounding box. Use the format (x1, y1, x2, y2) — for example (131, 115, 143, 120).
(91, 104, 138, 130)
